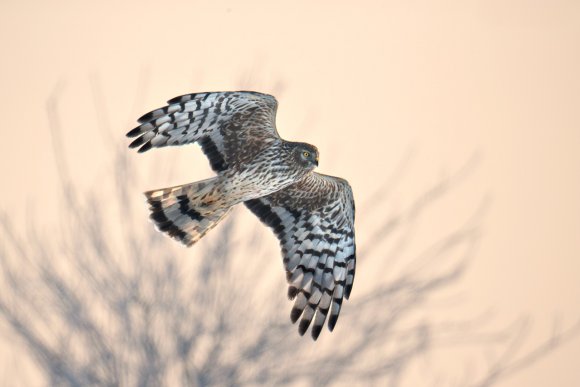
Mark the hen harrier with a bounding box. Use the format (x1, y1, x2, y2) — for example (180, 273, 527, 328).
(127, 91, 356, 340)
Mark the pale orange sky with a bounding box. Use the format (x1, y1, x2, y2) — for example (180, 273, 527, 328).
(1, 1, 579, 386)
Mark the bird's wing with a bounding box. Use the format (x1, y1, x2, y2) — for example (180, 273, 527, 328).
(127, 91, 279, 172)
(245, 172, 356, 340)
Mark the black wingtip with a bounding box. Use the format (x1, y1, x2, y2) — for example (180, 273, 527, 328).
(311, 324, 322, 340)
(137, 111, 155, 123)
(345, 284, 353, 299)
(328, 314, 339, 331)
(287, 286, 298, 300)
(298, 318, 311, 336)
(129, 136, 145, 149)
(290, 307, 302, 324)
(137, 142, 153, 153)
(126, 126, 142, 138)
(167, 93, 197, 104)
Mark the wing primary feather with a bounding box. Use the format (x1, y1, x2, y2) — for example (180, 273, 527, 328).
(298, 304, 316, 335)
(138, 142, 153, 153)
(126, 126, 143, 138)
(287, 286, 299, 300)
(127, 91, 280, 173)
(244, 172, 356, 340)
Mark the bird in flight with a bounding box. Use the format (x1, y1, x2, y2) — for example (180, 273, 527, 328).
(127, 91, 356, 340)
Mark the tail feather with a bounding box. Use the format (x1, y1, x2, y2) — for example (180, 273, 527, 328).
(145, 177, 232, 246)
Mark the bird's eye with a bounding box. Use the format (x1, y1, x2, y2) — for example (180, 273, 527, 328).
(302, 151, 310, 158)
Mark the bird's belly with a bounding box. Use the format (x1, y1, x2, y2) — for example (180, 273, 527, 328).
(225, 168, 302, 203)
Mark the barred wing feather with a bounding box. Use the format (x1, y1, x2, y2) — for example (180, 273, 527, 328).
(245, 173, 356, 340)
(127, 91, 279, 172)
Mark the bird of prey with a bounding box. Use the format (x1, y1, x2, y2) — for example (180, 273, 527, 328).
(127, 91, 356, 340)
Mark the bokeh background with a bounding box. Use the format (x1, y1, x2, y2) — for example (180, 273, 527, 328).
(1, 1, 579, 386)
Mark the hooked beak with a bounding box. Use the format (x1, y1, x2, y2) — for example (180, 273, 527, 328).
(314, 155, 319, 166)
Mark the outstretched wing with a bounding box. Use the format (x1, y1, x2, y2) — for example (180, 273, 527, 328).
(127, 91, 279, 172)
(245, 173, 356, 340)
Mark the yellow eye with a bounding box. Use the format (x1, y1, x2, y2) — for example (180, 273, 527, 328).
(303, 151, 310, 158)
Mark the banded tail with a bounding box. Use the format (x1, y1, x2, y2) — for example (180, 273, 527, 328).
(145, 177, 232, 247)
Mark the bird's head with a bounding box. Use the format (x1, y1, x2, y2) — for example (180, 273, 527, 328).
(293, 142, 319, 170)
